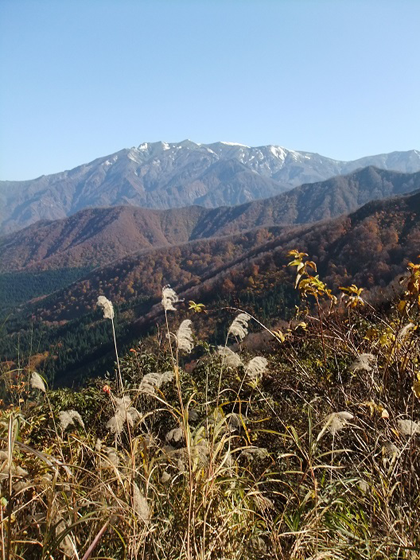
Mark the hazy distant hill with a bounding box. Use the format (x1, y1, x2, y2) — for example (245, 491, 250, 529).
(1, 139, 419, 234)
(2, 166, 420, 273)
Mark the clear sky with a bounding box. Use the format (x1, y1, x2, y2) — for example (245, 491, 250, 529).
(1, 0, 419, 180)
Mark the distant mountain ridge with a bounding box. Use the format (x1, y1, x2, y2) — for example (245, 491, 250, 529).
(2, 166, 420, 273)
(12, 186, 420, 331)
(1, 140, 420, 234)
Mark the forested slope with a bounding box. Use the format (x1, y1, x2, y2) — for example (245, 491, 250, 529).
(1, 189, 420, 385)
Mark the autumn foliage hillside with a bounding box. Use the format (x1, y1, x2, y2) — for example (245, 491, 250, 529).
(1, 189, 420, 387)
(0, 250, 419, 559)
(1, 166, 419, 275)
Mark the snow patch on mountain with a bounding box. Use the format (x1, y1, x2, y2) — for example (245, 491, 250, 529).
(220, 141, 250, 148)
(269, 146, 287, 160)
(1, 141, 420, 235)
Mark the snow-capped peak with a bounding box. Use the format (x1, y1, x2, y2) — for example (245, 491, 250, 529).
(220, 141, 250, 148)
(269, 146, 288, 160)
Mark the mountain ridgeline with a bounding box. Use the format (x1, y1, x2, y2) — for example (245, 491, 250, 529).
(2, 144, 420, 386)
(1, 140, 420, 234)
(1, 166, 420, 273)
(1, 186, 419, 386)
(16, 187, 420, 325)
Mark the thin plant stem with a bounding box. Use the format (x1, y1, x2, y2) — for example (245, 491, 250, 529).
(111, 317, 123, 393)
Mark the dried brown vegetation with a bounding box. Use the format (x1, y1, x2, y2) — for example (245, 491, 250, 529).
(1, 255, 420, 559)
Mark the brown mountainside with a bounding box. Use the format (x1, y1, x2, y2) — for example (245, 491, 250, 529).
(193, 166, 420, 237)
(23, 189, 420, 326)
(2, 166, 420, 273)
(0, 205, 206, 272)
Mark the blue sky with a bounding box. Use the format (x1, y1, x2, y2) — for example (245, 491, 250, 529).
(1, 0, 419, 180)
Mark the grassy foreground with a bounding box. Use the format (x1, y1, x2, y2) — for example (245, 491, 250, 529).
(1, 253, 420, 560)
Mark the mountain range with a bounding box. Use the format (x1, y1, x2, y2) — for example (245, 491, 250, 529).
(2, 166, 420, 273)
(1, 140, 420, 234)
(2, 150, 420, 385)
(9, 186, 420, 331)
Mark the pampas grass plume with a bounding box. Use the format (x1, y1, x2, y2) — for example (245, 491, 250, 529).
(59, 410, 85, 432)
(97, 295, 114, 320)
(133, 482, 150, 524)
(162, 285, 179, 311)
(245, 356, 268, 380)
(176, 319, 194, 352)
(139, 371, 174, 394)
(325, 411, 353, 437)
(228, 312, 250, 341)
(397, 418, 420, 436)
(350, 353, 376, 373)
(30, 371, 46, 393)
(218, 346, 243, 367)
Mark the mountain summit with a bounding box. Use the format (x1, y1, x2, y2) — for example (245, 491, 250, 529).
(1, 141, 420, 234)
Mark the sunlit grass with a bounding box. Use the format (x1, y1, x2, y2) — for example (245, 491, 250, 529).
(1, 257, 419, 559)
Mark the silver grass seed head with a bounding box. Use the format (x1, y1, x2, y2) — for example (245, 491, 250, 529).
(252, 491, 274, 513)
(59, 410, 85, 432)
(166, 427, 184, 443)
(106, 414, 125, 436)
(228, 312, 250, 341)
(140, 372, 162, 394)
(126, 406, 141, 426)
(97, 295, 114, 320)
(162, 285, 179, 311)
(324, 411, 354, 437)
(176, 319, 194, 353)
(350, 353, 376, 373)
(30, 372, 46, 393)
(106, 395, 141, 435)
(397, 418, 420, 436)
(133, 482, 150, 524)
(101, 448, 119, 467)
(245, 356, 268, 380)
(383, 442, 399, 457)
(161, 370, 175, 383)
(161, 471, 171, 484)
(218, 346, 243, 368)
(139, 371, 174, 395)
(192, 439, 209, 467)
(398, 322, 416, 340)
(240, 446, 269, 461)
